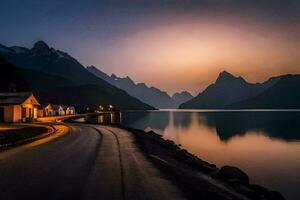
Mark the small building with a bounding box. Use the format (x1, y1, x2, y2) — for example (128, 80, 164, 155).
(38, 104, 53, 117)
(66, 106, 75, 115)
(0, 92, 40, 123)
(52, 105, 66, 116)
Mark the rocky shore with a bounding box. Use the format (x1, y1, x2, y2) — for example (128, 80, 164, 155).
(126, 127, 286, 200)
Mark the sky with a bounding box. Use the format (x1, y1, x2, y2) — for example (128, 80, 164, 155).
(0, 0, 299, 95)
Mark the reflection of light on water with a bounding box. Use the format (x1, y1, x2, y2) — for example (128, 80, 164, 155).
(121, 110, 300, 200)
(161, 112, 300, 200)
(98, 115, 104, 123)
(97, 113, 121, 124)
(110, 113, 113, 124)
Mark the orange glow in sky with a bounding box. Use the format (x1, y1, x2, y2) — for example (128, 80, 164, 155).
(94, 15, 299, 95)
(1, 1, 299, 95)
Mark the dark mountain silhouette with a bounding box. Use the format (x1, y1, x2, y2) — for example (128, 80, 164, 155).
(180, 71, 280, 109)
(3, 41, 108, 84)
(0, 42, 154, 111)
(86, 65, 112, 82)
(0, 54, 30, 92)
(172, 91, 193, 105)
(87, 65, 178, 108)
(231, 74, 300, 108)
(15, 68, 154, 111)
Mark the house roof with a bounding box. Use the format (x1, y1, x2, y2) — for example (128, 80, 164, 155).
(38, 103, 51, 109)
(0, 92, 40, 105)
(52, 105, 67, 110)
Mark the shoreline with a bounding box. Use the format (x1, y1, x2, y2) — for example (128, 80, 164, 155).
(71, 115, 287, 200)
(121, 125, 286, 200)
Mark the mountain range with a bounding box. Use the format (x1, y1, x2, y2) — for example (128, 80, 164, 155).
(172, 91, 194, 105)
(87, 66, 193, 108)
(180, 71, 300, 109)
(230, 74, 300, 109)
(1, 41, 298, 110)
(0, 41, 154, 111)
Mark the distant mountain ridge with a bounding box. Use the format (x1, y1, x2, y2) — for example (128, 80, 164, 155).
(172, 91, 193, 105)
(230, 74, 300, 109)
(180, 71, 288, 109)
(0, 41, 154, 111)
(87, 66, 193, 108)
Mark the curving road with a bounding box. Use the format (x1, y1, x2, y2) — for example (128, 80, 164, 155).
(0, 123, 185, 200)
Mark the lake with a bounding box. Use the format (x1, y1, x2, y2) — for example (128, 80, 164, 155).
(94, 110, 300, 200)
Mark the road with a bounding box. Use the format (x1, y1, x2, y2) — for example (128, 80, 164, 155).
(0, 123, 185, 200)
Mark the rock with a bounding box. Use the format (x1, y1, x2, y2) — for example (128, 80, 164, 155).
(233, 185, 261, 200)
(265, 191, 285, 200)
(165, 139, 175, 146)
(249, 184, 269, 196)
(227, 178, 247, 186)
(219, 166, 249, 184)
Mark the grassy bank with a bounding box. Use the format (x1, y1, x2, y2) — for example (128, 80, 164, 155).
(0, 124, 52, 149)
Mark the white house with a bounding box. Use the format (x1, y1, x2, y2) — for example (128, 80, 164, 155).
(0, 92, 40, 122)
(52, 105, 66, 116)
(66, 106, 75, 115)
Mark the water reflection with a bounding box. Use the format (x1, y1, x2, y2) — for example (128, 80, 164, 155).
(119, 111, 169, 132)
(202, 112, 300, 141)
(115, 110, 300, 200)
(120, 111, 300, 141)
(90, 112, 123, 124)
(90, 110, 300, 199)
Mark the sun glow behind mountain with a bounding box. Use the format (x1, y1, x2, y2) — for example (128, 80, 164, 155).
(100, 14, 299, 94)
(0, 0, 299, 95)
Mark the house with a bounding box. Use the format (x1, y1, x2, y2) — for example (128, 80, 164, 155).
(66, 106, 75, 115)
(38, 104, 53, 117)
(52, 105, 66, 116)
(0, 92, 40, 123)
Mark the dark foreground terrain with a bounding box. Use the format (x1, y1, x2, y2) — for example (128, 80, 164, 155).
(0, 123, 184, 200)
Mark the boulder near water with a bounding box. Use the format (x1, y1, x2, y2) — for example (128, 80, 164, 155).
(265, 191, 285, 200)
(219, 165, 249, 184)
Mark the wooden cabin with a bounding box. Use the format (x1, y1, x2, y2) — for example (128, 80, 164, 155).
(0, 92, 40, 123)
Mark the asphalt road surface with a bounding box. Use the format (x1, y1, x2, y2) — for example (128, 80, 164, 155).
(0, 123, 185, 200)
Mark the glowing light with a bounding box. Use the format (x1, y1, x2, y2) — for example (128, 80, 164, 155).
(99, 105, 104, 111)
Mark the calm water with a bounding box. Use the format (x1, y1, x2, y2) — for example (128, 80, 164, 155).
(94, 110, 300, 200)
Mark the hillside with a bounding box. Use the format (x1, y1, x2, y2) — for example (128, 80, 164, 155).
(87, 66, 178, 108)
(0, 54, 30, 92)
